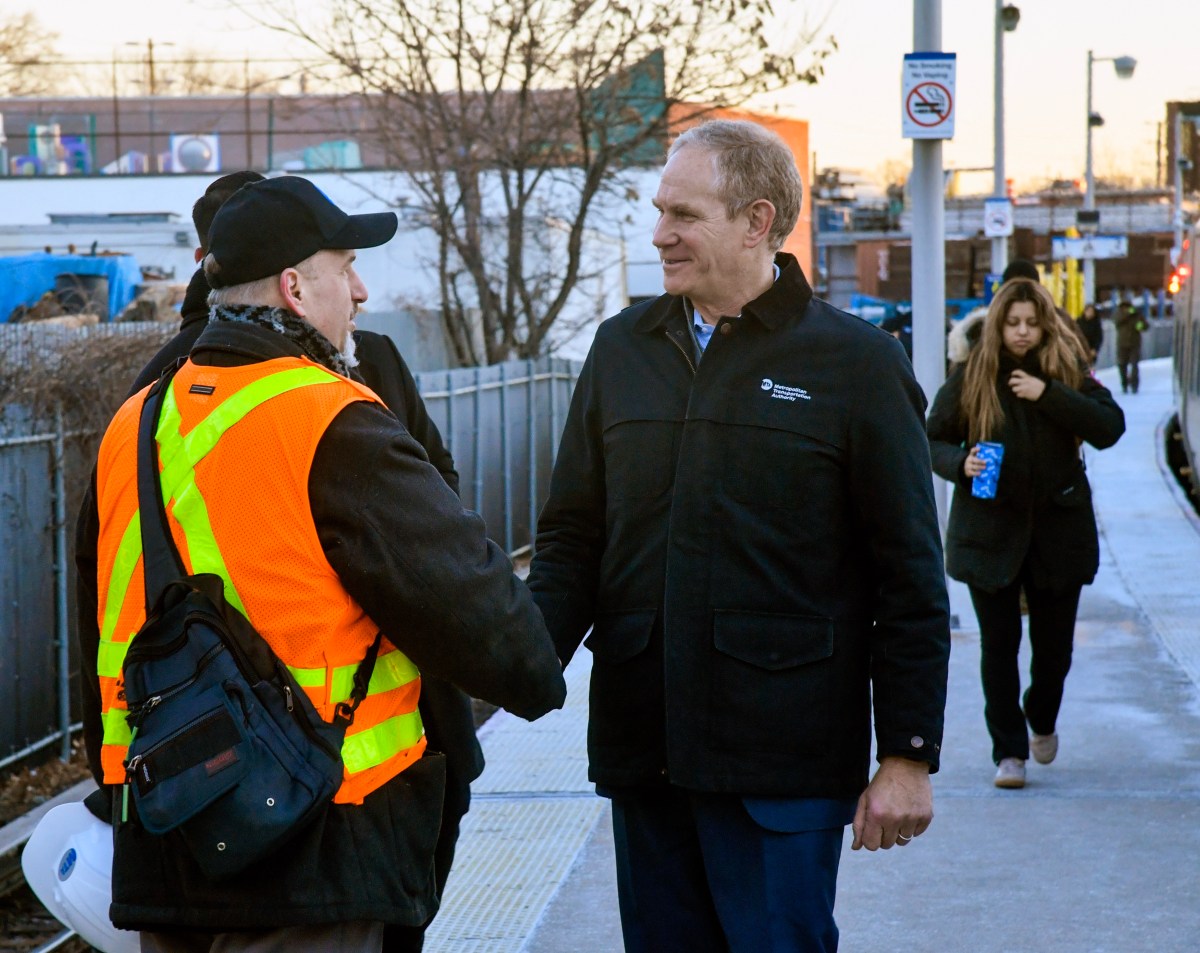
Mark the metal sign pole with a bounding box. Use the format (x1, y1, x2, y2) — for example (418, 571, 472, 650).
(911, 0, 947, 532)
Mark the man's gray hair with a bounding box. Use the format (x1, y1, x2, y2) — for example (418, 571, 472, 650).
(206, 273, 280, 308)
(204, 254, 317, 308)
(669, 120, 802, 252)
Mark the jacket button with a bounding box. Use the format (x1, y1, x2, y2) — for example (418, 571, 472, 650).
(720, 323, 733, 335)
(910, 736, 925, 749)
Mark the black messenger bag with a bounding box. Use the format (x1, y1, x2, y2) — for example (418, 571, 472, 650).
(118, 363, 381, 881)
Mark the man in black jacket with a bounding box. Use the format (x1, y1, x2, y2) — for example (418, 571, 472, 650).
(77, 176, 549, 950)
(528, 120, 950, 952)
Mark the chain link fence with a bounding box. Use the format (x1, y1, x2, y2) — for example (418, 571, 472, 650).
(0, 321, 581, 771)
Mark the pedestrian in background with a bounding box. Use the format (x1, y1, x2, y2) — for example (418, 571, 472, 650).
(880, 304, 913, 360)
(1113, 297, 1145, 393)
(530, 119, 950, 952)
(1078, 302, 1104, 366)
(927, 278, 1125, 789)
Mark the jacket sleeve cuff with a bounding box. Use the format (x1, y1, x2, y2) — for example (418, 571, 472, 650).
(876, 729, 942, 773)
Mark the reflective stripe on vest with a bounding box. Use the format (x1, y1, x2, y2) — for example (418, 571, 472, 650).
(96, 363, 423, 796)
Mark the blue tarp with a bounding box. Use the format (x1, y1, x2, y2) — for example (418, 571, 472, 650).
(0, 253, 142, 323)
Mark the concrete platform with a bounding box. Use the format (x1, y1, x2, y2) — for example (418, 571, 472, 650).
(430, 357, 1200, 953)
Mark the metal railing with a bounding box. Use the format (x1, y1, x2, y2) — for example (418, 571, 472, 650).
(0, 336, 581, 771)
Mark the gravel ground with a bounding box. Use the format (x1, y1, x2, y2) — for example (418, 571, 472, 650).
(0, 739, 92, 828)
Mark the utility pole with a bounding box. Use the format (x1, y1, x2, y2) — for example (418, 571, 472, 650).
(991, 0, 1015, 276)
(126, 38, 173, 172)
(911, 0, 945, 408)
(911, 0, 947, 529)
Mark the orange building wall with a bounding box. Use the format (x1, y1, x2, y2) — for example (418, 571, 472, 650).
(667, 106, 812, 277)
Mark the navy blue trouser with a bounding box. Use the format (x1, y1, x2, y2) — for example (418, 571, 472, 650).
(607, 785, 847, 953)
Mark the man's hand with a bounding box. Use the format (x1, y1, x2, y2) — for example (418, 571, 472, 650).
(1008, 369, 1046, 401)
(851, 756, 933, 851)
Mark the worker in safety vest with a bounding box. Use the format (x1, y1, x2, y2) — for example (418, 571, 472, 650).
(86, 175, 566, 952)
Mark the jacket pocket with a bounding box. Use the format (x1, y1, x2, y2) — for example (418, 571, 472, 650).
(585, 610, 655, 663)
(585, 611, 660, 758)
(709, 611, 834, 754)
(1051, 469, 1092, 508)
(713, 611, 834, 669)
(721, 421, 844, 513)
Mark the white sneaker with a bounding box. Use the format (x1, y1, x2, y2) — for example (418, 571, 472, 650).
(994, 757, 1026, 789)
(1030, 732, 1058, 765)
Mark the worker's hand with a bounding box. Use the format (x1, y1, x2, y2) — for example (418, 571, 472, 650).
(1008, 369, 1046, 401)
(851, 757, 933, 851)
(963, 445, 986, 478)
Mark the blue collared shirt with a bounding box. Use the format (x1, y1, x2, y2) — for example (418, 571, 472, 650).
(689, 263, 781, 354)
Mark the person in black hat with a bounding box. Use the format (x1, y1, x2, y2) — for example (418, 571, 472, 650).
(77, 176, 567, 952)
(77, 173, 479, 953)
(1001, 258, 1040, 284)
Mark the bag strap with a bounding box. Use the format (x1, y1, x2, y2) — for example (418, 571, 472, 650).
(334, 631, 384, 728)
(136, 359, 188, 613)
(135, 357, 383, 723)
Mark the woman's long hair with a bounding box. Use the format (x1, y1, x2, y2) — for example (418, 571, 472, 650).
(960, 279, 1085, 443)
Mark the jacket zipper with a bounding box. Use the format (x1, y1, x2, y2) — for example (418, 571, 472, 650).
(660, 325, 698, 784)
(665, 328, 697, 374)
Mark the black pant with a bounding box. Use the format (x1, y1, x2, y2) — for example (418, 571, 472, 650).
(1116, 342, 1141, 393)
(969, 565, 1081, 764)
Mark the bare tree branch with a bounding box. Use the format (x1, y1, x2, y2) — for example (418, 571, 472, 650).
(235, 0, 835, 364)
(0, 13, 63, 97)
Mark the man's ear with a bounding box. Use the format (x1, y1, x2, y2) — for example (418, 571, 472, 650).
(279, 268, 305, 316)
(744, 199, 777, 249)
(194, 247, 204, 264)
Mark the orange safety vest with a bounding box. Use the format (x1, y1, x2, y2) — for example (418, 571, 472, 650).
(94, 355, 425, 805)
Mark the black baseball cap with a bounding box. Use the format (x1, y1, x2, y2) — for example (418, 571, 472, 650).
(205, 176, 398, 289)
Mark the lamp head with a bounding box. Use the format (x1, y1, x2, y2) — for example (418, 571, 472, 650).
(1113, 56, 1137, 79)
(999, 4, 1021, 32)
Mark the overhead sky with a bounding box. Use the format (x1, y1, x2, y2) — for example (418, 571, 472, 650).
(12, 0, 1200, 189)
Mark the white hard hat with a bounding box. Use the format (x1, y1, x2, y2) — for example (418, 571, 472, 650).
(21, 801, 139, 953)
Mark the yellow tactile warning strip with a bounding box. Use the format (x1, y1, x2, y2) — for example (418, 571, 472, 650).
(424, 651, 603, 951)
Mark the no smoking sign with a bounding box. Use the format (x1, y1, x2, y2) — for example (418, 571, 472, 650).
(902, 52, 956, 140)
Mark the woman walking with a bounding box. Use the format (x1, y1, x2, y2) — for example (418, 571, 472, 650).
(927, 279, 1125, 789)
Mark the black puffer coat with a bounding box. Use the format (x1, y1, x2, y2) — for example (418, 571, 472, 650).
(926, 352, 1125, 593)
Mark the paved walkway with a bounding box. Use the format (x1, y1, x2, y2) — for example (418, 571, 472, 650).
(429, 357, 1200, 953)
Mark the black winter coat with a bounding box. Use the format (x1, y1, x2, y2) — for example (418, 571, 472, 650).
(76, 321, 565, 931)
(926, 352, 1125, 593)
(528, 255, 950, 799)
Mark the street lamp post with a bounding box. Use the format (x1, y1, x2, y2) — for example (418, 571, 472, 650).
(1083, 50, 1136, 306)
(992, 3, 1020, 276)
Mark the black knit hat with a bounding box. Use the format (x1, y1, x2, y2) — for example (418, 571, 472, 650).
(205, 176, 397, 289)
(1001, 258, 1040, 284)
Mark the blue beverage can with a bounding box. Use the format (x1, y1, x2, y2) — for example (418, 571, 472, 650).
(971, 441, 1005, 499)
